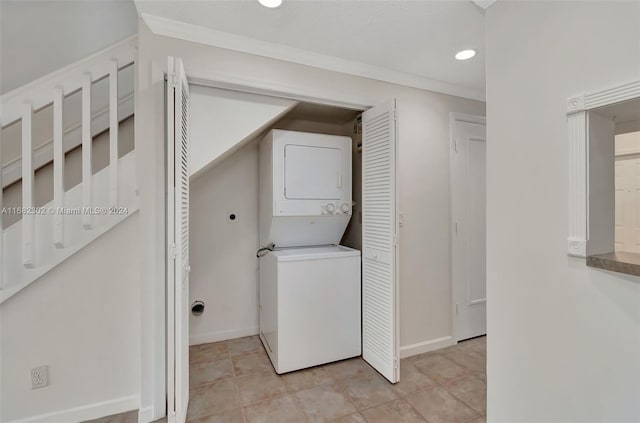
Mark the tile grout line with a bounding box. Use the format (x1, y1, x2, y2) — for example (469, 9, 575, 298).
(334, 376, 368, 420)
(440, 349, 486, 374)
(288, 383, 314, 423)
(226, 338, 247, 423)
(426, 350, 485, 417)
(396, 348, 486, 421)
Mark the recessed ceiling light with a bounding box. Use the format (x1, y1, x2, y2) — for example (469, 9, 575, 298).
(259, 0, 282, 8)
(455, 49, 476, 61)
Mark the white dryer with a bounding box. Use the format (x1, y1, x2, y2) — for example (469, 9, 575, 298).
(259, 130, 352, 248)
(259, 245, 361, 374)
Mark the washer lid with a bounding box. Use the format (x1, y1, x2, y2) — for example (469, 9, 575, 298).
(271, 245, 361, 261)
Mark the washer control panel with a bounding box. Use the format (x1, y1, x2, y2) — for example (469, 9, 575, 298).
(321, 202, 351, 215)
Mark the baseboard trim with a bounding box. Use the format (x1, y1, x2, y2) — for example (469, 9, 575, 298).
(137, 406, 155, 423)
(6, 395, 138, 423)
(400, 336, 453, 359)
(190, 326, 259, 346)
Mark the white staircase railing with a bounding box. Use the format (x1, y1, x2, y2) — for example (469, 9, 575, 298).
(0, 35, 139, 303)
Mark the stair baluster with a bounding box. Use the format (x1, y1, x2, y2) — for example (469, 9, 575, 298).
(109, 60, 119, 209)
(22, 102, 35, 268)
(82, 73, 92, 229)
(53, 87, 65, 248)
(109, 60, 118, 208)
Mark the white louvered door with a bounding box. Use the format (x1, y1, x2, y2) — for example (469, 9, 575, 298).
(166, 56, 190, 423)
(361, 99, 400, 383)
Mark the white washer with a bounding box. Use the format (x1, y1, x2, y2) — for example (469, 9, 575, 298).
(259, 245, 362, 374)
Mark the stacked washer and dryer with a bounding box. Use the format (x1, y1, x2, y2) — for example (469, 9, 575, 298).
(258, 129, 362, 374)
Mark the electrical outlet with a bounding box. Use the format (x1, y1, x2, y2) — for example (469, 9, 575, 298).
(31, 365, 49, 389)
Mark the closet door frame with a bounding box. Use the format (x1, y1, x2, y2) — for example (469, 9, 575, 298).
(155, 70, 409, 419)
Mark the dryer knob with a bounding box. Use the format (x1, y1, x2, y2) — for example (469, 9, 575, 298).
(325, 203, 336, 214)
(341, 203, 350, 213)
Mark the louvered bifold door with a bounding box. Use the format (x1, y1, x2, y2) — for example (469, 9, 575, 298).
(361, 99, 400, 383)
(166, 56, 190, 423)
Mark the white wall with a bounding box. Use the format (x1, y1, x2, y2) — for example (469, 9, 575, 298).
(189, 86, 296, 178)
(616, 131, 640, 156)
(137, 21, 484, 417)
(0, 214, 141, 422)
(486, 2, 640, 422)
(341, 119, 362, 251)
(189, 140, 261, 345)
(0, 0, 137, 93)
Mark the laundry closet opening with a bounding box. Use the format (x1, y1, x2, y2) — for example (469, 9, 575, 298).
(187, 85, 363, 352)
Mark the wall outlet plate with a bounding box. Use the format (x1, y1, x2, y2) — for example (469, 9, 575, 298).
(31, 365, 49, 389)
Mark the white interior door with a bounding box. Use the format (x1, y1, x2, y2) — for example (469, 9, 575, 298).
(361, 99, 399, 383)
(166, 56, 190, 423)
(451, 116, 487, 342)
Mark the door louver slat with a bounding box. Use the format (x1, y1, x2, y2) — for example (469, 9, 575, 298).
(361, 100, 399, 383)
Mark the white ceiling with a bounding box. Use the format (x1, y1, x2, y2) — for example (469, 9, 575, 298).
(135, 0, 486, 100)
(595, 98, 640, 124)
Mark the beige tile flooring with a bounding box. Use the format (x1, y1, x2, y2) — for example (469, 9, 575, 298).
(184, 335, 487, 423)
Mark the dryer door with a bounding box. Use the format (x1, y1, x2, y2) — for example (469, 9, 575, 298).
(284, 144, 343, 200)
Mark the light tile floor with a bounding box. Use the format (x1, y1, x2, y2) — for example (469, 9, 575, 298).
(183, 335, 486, 423)
(85, 336, 486, 423)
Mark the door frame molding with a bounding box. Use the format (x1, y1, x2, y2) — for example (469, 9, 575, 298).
(189, 76, 372, 112)
(449, 112, 486, 344)
(151, 63, 376, 421)
(566, 79, 640, 257)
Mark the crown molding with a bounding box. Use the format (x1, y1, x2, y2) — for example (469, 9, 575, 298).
(473, 0, 497, 10)
(140, 13, 485, 102)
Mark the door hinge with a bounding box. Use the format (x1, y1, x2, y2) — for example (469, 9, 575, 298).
(393, 110, 398, 121)
(169, 243, 177, 260)
(394, 356, 399, 369)
(455, 222, 458, 235)
(394, 234, 399, 246)
(454, 138, 458, 153)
